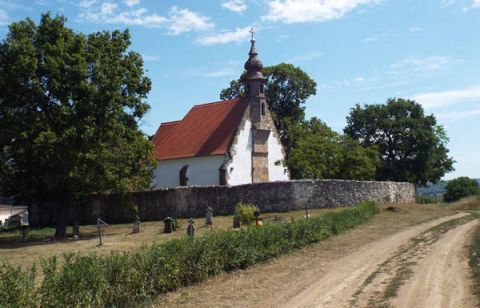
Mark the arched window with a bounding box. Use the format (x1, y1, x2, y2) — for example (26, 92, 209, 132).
(180, 165, 189, 186)
(219, 164, 227, 186)
(260, 84, 264, 93)
(261, 103, 265, 116)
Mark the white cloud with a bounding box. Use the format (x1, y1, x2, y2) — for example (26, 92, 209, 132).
(78, 0, 96, 8)
(411, 85, 480, 109)
(473, 0, 480, 8)
(436, 107, 480, 121)
(362, 33, 388, 43)
(441, 0, 457, 8)
(124, 0, 140, 6)
(167, 6, 214, 35)
(286, 51, 322, 63)
(78, 3, 213, 33)
(222, 0, 247, 13)
(197, 26, 251, 45)
(390, 56, 457, 73)
(184, 68, 235, 78)
(142, 55, 160, 61)
(341, 76, 367, 86)
(100, 2, 117, 15)
(81, 6, 166, 27)
(262, 0, 381, 24)
(0, 9, 9, 25)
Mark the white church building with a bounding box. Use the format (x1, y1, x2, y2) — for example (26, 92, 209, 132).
(152, 37, 290, 188)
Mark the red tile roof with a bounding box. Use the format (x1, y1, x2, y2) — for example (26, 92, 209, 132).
(153, 98, 247, 160)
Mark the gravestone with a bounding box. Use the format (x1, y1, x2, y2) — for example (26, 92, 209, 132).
(233, 216, 241, 229)
(20, 211, 29, 241)
(132, 215, 141, 234)
(186, 218, 196, 237)
(164, 217, 174, 233)
(73, 220, 80, 240)
(205, 206, 213, 226)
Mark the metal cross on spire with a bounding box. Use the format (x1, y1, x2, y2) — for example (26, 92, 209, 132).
(249, 27, 256, 41)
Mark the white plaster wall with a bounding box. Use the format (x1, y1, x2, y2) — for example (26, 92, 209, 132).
(227, 119, 253, 186)
(0, 208, 27, 225)
(153, 155, 226, 189)
(268, 132, 290, 181)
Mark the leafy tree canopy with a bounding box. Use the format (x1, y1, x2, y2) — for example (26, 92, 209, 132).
(443, 177, 480, 202)
(220, 63, 317, 154)
(344, 98, 454, 185)
(0, 14, 155, 236)
(285, 118, 380, 180)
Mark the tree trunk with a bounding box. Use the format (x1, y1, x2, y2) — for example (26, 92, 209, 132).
(54, 202, 69, 238)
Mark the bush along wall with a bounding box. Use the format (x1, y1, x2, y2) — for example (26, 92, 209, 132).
(0, 201, 379, 307)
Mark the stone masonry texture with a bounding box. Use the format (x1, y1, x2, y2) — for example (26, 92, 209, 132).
(30, 180, 415, 226)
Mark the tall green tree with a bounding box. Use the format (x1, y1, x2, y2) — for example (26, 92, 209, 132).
(220, 63, 317, 154)
(344, 98, 454, 185)
(0, 14, 155, 237)
(285, 118, 380, 180)
(443, 177, 480, 202)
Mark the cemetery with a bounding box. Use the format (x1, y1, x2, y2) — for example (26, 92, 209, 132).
(0, 201, 379, 306)
(0, 204, 350, 269)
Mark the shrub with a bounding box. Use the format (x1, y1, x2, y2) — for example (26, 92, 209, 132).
(444, 177, 480, 203)
(235, 202, 259, 225)
(0, 262, 37, 307)
(1, 201, 379, 306)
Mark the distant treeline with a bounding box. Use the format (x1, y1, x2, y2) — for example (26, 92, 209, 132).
(417, 178, 480, 196)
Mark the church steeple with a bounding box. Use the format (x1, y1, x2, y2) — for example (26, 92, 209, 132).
(242, 29, 266, 97)
(242, 30, 271, 184)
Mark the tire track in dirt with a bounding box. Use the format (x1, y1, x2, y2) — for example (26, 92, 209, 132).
(282, 213, 469, 308)
(391, 219, 478, 308)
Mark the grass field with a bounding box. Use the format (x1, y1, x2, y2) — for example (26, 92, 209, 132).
(0, 207, 343, 269)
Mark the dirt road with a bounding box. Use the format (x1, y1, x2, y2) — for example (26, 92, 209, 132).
(156, 207, 478, 308)
(392, 219, 478, 308)
(284, 213, 475, 308)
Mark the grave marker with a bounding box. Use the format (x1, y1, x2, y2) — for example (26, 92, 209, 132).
(186, 218, 195, 237)
(205, 206, 213, 226)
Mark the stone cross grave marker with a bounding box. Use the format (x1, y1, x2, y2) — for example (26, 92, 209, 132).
(205, 206, 213, 226)
(132, 215, 141, 234)
(186, 218, 196, 237)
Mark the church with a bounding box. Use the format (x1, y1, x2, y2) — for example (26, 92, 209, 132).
(152, 36, 290, 189)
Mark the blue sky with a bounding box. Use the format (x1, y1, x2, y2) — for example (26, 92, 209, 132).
(0, 0, 479, 179)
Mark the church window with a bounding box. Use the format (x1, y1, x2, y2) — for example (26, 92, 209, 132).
(180, 165, 189, 186)
(219, 165, 227, 186)
(261, 103, 265, 116)
(260, 84, 264, 93)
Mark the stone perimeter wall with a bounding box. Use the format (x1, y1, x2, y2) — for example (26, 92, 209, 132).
(30, 179, 415, 226)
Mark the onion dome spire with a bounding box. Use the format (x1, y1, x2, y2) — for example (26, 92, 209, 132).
(243, 28, 265, 81)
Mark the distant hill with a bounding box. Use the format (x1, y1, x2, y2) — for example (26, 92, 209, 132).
(417, 182, 447, 196)
(417, 178, 479, 196)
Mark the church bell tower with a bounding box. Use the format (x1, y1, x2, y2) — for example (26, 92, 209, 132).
(242, 30, 271, 183)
